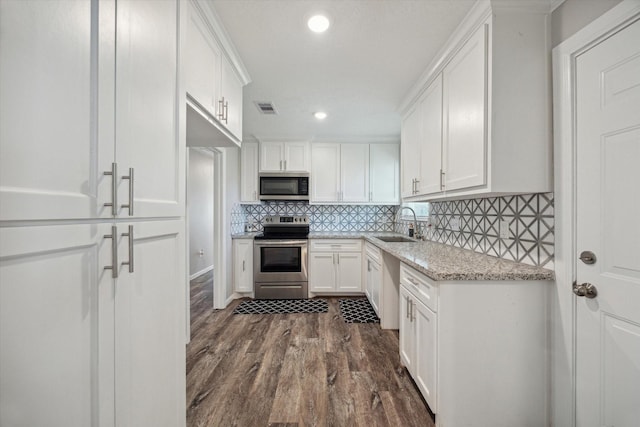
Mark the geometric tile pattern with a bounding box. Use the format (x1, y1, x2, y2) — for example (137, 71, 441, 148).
(240, 202, 396, 233)
(233, 298, 329, 315)
(338, 298, 380, 323)
(422, 193, 554, 268)
(236, 193, 554, 269)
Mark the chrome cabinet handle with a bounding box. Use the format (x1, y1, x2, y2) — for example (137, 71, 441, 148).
(284, 160, 287, 171)
(367, 259, 371, 272)
(121, 167, 134, 216)
(218, 97, 225, 121)
(242, 260, 245, 272)
(369, 191, 372, 202)
(223, 100, 229, 124)
(104, 163, 118, 216)
(414, 179, 420, 194)
(411, 301, 415, 321)
(440, 169, 446, 190)
(121, 225, 134, 273)
(104, 225, 118, 278)
(336, 254, 339, 265)
(406, 296, 409, 319)
(280, 160, 283, 171)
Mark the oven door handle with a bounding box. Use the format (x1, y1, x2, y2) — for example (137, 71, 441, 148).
(254, 240, 308, 247)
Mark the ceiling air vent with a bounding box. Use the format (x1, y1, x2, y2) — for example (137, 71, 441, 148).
(254, 101, 278, 115)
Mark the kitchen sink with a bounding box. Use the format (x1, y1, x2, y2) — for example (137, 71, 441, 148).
(374, 236, 417, 243)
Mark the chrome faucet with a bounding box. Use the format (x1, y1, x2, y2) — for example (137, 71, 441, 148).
(395, 207, 422, 239)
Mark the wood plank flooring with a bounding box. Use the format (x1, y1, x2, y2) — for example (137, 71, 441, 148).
(186, 272, 434, 427)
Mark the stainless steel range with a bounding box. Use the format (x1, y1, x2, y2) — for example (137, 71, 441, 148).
(253, 215, 309, 299)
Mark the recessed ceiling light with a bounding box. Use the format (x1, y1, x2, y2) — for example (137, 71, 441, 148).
(307, 14, 330, 33)
(314, 111, 327, 120)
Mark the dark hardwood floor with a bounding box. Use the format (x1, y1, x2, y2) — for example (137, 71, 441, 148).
(186, 272, 434, 427)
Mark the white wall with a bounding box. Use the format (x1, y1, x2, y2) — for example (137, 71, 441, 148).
(551, 0, 622, 47)
(187, 148, 214, 278)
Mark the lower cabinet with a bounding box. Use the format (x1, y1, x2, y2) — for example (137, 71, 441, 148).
(233, 239, 254, 292)
(308, 239, 363, 293)
(365, 242, 382, 315)
(0, 220, 186, 427)
(398, 262, 550, 426)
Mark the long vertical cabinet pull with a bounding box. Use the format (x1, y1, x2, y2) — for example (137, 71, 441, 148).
(103, 163, 118, 216)
(121, 225, 134, 273)
(406, 296, 410, 319)
(121, 167, 134, 216)
(104, 225, 118, 278)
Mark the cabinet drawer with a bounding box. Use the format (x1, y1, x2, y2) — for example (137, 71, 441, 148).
(365, 242, 382, 264)
(400, 262, 437, 312)
(310, 239, 362, 252)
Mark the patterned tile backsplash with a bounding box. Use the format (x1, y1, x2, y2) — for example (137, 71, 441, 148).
(232, 193, 554, 269)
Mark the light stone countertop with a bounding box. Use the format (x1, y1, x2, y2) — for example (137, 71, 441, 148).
(231, 231, 554, 281)
(312, 232, 554, 281)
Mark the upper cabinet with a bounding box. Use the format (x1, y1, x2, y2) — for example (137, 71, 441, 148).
(185, 0, 250, 146)
(400, 0, 552, 201)
(240, 141, 259, 203)
(311, 142, 399, 204)
(0, 0, 184, 221)
(259, 141, 311, 172)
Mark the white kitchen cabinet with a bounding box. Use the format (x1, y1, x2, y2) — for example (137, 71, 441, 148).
(0, 220, 186, 427)
(369, 143, 400, 203)
(311, 142, 369, 203)
(366, 253, 382, 314)
(185, 0, 246, 142)
(0, 0, 184, 220)
(402, 75, 443, 198)
(442, 24, 487, 192)
(308, 239, 363, 294)
(0, 2, 186, 426)
(240, 142, 259, 203)
(398, 262, 549, 426)
(259, 141, 310, 172)
(233, 239, 254, 292)
(400, 2, 552, 201)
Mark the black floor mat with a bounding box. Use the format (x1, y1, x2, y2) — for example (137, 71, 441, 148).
(233, 298, 328, 315)
(339, 298, 380, 323)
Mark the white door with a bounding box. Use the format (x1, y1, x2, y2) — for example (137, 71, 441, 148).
(370, 144, 399, 203)
(414, 297, 437, 412)
(0, 0, 115, 221)
(308, 253, 336, 292)
(311, 143, 340, 202)
(220, 56, 243, 140)
(443, 24, 487, 192)
(114, 0, 183, 219)
(260, 142, 284, 172)
(115, 220, 185, 427)
(233, 239, 253, 292)
(335, 252, 362, 292)
(399, 286, 415, 370)
(0, 224, 114, 427)
(575, 18, 640, 427)
(419, 75, 443, 196)
(283, 141, 310, 172)
(370, 259, 381, 315)
(240, 142, 259, 202)
(401, 104, 421, 198)
(340, 144, 369, 203)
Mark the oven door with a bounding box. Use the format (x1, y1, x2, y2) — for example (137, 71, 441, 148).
(254, 240, 308, 283)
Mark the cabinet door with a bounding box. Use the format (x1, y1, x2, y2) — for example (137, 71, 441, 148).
(443, 25, 487, 192)
(419, 75, 444, 195)
(0, 0, 115, 221)
(221, 56, 243, 140)
(185, 0, 221, 116)
(370, 144, 400, 203)
(0, 224, 114, 427)
(308, 252, 336, 292)
(340, 144, 369, 203)
(115, 219, 185, 427)
(401, 104, 421, 198)
(233, 240, 253, 292)
(240, 142, 259, 202)
(284, 141, 310, 172)
(370, 259, 382, 315)
(399, 286, 415, 370)
(414, 298, 438, 412)
(336, 252, 362, 292)
(260, 142, 284, 172)
(365, 257, 373, 299)
(311, 143, 340, 202)
(115, 0, 184, 218)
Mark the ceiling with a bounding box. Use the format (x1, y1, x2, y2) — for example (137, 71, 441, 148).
(210, 0, 477, 143)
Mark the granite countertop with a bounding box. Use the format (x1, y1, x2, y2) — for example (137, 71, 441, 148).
(231, 232, 260, 239)
(231, 231, 554, 281)
(311, 231, 553, 282)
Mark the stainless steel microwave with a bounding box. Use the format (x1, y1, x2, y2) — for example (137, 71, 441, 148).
(259, 172, 310, 201)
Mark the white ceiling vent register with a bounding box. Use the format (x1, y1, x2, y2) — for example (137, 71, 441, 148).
(254, 101, 278, 115)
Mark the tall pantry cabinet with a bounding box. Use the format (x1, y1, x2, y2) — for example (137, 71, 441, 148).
(0, 1, 186, 427)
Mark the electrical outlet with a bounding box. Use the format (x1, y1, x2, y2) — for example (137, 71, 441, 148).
(499, 219, 513, 239)
(450, 216, 460, 231)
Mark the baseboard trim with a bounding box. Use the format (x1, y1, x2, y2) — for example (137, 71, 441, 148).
(190, 265, 213, 280)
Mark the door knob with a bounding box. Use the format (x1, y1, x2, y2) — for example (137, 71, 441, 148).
(579, 251, 597, 265)
(573, 282, 598, 299)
